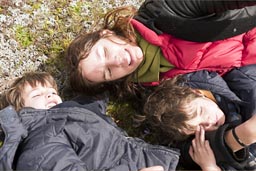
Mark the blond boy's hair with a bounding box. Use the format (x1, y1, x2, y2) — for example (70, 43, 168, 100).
(0, 72, 58, 111)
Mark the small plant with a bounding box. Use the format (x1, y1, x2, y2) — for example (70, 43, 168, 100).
(1, 0, 147, 141)
(14, 25, 33, 48)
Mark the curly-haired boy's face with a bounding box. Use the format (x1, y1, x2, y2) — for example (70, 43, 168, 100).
(183, 96, 226, 135)
(22, 82, 62, 109)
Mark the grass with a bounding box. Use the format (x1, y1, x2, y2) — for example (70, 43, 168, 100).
(1, 0, 147, 139)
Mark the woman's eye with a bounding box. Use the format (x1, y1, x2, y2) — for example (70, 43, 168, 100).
(199, 107, 202, 115)
(104, 47, 107, 57)
(104, 68, 112, 80)
(108, 68, 112, 77)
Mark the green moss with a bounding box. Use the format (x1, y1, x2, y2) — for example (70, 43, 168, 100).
(68, 1, 85, 15)
(31, 2, 41, 10)
(14, 25, 33, 48)
(0, 68, 3, 77)
(107, 98, 159, 143)
(14, 60, 23, 69)
(107, 100, 141, 136)
(10, 0, 148, 141)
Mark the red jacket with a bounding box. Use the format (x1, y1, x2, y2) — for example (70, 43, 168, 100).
(131, 19, 256, 81)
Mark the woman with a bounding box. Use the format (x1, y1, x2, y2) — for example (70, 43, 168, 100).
(65, 0, 256, 97)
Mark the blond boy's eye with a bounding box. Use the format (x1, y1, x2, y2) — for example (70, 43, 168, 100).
(32, 94, 41, 98)
(51, 90, 57, 95)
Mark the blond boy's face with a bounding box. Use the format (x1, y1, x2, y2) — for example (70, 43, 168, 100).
(183, 96, 226, 135)
(22, 82, 62, 109)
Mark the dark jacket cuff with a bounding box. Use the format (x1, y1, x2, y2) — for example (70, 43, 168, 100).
(206, 124, 249, 170)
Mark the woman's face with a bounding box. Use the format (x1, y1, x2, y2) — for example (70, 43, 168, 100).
(79, 33, 143, 83)
(183, 97, 226, 135)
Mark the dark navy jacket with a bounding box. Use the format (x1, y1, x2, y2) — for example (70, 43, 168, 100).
(0, 96, 180, 171)
(177, 64, 256, 170)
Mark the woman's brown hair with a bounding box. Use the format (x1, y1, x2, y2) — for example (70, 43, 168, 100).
(65, 6, 140, 98)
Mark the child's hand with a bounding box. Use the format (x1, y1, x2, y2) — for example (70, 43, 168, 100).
(189, 126, 221, 171)
(139, 166, 164, 171)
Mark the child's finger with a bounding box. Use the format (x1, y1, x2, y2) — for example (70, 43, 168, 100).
(195, 126, 204, 147)
(191, 138, 197, 149)
(205, 140, 213, 153)
(205, 140, 210, 148)
(199, 126, 205, 143)
(189, 145, 195, 159)
(195, 126, 200, 143)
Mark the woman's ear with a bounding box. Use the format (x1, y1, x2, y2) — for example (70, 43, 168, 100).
(100, 29, 114, 36)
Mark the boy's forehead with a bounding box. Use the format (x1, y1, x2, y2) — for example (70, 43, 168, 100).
(22, 81, 56, 96)
(25, 80, 53, 88)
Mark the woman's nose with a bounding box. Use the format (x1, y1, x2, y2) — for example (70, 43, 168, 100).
(106, 56, 125, 67)
(107, 57, 118, 66)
